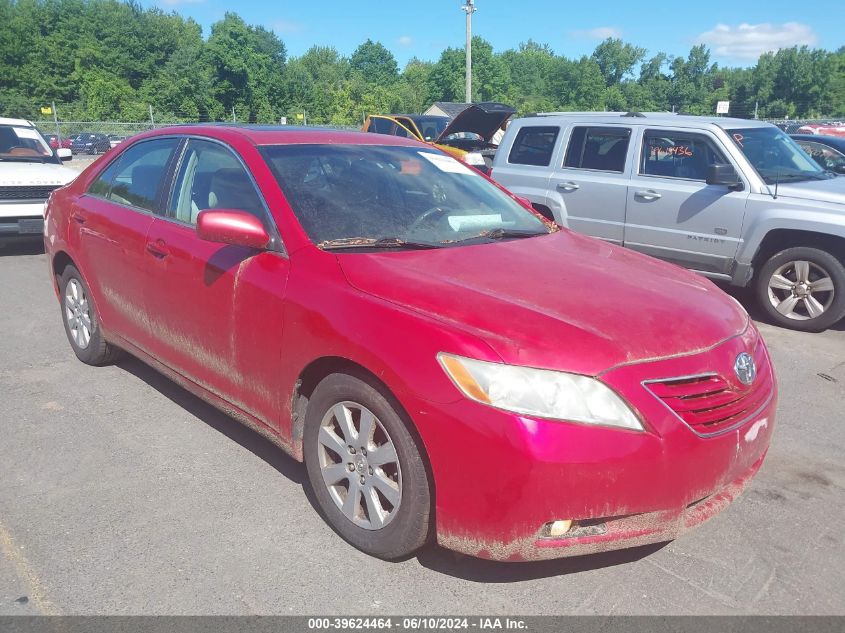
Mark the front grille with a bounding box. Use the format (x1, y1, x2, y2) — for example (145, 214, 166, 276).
(645, 343, 772, 435)
(0, 185, 60, 201)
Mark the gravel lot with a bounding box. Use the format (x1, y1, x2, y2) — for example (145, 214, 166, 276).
(1, 232, 844, 615)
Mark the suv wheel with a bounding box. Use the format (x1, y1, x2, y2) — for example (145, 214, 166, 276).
(59, 265, 123, 365)
(303, 373, 431, 560)
(756, 247, 845, 332)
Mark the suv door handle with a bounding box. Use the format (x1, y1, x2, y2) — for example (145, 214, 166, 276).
(146, 239, 170, 259)
(557, 182, 580, 191)
(635, 190, 662, 201)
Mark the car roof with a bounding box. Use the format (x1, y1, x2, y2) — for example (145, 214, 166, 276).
(515, 112, 772, 131)
(135, 124, 428, 148)
(0, 117, 33, 127)
(791, 133, 845, 146)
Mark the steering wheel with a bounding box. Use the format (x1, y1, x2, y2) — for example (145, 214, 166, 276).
(406, 206, 453, 237)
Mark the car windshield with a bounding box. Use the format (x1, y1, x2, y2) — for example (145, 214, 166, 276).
(727, 126, 832, 184)
(260, 144, 550, 248)
(0, 124, 56, 163)
(411, 117, 449, 141)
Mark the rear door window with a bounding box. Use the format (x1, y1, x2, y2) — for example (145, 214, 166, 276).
(107, 138, 179, 212)
(563, 126, 631, 172)
(507, 126, 560, 166)
(640, 130, 728, 181)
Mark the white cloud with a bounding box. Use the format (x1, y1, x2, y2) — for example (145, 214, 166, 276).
(696, 22, 817, 59)
(397, 35, 413, 47)
(570, 27, 622, 40)
(272, 20, 305, 34)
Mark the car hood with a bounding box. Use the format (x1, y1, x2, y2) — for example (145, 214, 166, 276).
(773, 176, 845, 206)
(338, 230, 748, 376)
(437, 102, 516, 144)
(0, 161, 78, 187)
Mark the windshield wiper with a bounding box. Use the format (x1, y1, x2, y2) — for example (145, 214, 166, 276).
(319, 236, 443, 251)
(0, 155, 49, 163)
(451, 227, 549, 244)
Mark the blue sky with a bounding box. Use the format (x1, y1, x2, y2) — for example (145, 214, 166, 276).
(151, 0, 842, 68)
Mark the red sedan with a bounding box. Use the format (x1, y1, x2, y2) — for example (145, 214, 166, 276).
(44, 125, 776, 561)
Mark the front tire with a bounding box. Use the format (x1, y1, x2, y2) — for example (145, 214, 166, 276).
(303, 373, 431, 560)
(756, 246, 845, 332)
(59, 265, 122, 365)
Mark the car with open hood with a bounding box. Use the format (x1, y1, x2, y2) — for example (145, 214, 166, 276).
(44, 124, 776, 561)
(363, 102, 515, 173)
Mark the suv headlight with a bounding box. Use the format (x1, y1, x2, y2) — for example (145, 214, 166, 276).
(462, 151, 486, 167)
(438, 353, 643, 430)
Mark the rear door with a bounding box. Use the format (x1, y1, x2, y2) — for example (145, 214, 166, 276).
(548, 125, 633, 244)
(623, 128, 750, 277)
(72, 137, 180, 347)
(141, 138, 290, 427)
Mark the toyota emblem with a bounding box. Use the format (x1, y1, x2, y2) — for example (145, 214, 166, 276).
(734, 352, 756, 386)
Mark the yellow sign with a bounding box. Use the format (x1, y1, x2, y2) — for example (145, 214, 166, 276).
(295, 113, 304, 121)
(40, 106, 53, 115)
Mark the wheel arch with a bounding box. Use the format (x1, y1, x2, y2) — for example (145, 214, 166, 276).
(291, 355, 437, 516)
(51, 250, 76, 291)
(752, 229, 845, 269)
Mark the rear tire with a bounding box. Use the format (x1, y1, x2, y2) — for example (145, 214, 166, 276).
(755, 246, 845, 332)
(59, 265, 123, 365)
(303, 373, 431, 560)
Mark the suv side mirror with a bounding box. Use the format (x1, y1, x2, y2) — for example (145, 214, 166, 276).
(56, 148, 72, 162)
(196, 209, 269, 250)
(706, 163, 742, 189)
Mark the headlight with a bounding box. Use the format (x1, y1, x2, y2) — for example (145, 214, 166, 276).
(438, 353, 643, 430)
(462, 152, 486, 167)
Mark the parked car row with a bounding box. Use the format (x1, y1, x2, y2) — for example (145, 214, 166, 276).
(42, 123, 777, 564)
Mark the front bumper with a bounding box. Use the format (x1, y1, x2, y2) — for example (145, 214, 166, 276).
(409, 326, 776, 561)
(0, 202, 45, 240)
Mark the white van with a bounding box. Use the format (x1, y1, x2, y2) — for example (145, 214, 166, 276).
(1, 117, 78, 243)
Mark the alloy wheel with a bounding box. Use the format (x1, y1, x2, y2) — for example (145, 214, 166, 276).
(767, 259, 835, 321)
(64, 278, 92, 349)
(316, 401, 402, 530)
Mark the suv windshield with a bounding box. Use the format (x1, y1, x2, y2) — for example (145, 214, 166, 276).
(727, 126, 832, 184)
(0, 124, 57, 163)
(260, 144, 550, 248)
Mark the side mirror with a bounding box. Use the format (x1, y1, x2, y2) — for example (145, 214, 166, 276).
(56, 148, 72, 162)
(706, 163, 742, 188)
(834, 165, 845, 176)
(196, 209, 270, 250)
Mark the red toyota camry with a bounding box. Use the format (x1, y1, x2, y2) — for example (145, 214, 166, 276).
(44, 125, 776, 561)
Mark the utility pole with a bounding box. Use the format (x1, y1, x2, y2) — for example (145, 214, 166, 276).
(461, 0, 476, 104)
(754, 101, 759, 119)
(149, 104, 155, 128)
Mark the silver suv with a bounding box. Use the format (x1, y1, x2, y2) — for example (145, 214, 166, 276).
(492, 112, 845, 332)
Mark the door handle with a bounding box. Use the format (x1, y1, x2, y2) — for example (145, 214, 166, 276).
(635, 190, 662, 201)
(71, 211, 86, 224)
(557, 182, 580, 191)
(146, 239, 169, 259)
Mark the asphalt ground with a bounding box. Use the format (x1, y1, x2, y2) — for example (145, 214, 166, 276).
(0, 196, 844, 615)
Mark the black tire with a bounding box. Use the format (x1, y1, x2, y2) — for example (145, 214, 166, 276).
(755, 246, 845, 332)
(58, 265, 123, 365)
(303, 373, 431, 560)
